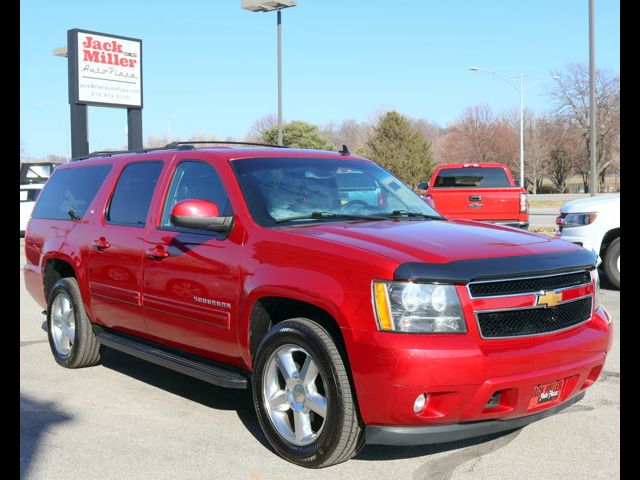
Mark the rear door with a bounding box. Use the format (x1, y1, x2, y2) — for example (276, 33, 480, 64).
(140, 156, 244, 365)
(87, 159, 165, 336)
(430, 166, 520, 220)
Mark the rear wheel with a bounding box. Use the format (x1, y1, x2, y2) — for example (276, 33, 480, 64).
(47, 278, 102, 368)
(252, 318, 362, 468)
(603, 237, 620, 289)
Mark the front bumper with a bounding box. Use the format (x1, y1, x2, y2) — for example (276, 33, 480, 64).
(343, 306, 611, 432)
(556, 231, 597, 253)
(366, 391, 584, 445)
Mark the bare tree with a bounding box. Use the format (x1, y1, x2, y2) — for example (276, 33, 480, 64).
(324, 119, 372, 152)
(538, 116, 582, 193)
(440, 105, 518, 169)
(547, 64, 620, 192)
(246, 114, 279, 142)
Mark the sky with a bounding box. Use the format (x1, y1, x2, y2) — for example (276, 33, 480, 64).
(20, 0, 620, 159)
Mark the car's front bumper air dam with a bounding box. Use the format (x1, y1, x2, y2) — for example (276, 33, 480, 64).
(365, 391, 584, 446)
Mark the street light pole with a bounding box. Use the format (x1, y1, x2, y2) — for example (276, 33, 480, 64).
(589, 0, 597, 196)
(241, 1, 297, 147)
(519, 73, 524, 189)
(277, 9, 283, 146)
(468, 67, 559, 190)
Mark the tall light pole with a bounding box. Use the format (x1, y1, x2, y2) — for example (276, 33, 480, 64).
(589, 0, 597, 196)
(241, 0, 298, 146)
(468, 67, 558, 190)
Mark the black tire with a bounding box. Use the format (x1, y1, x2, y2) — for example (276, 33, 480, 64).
(46, 277, 102, 368)
(603, 237, 620, 289)
(252, 318, 363, 468)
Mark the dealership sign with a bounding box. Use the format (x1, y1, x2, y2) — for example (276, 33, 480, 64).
(68, 29, 142, 108)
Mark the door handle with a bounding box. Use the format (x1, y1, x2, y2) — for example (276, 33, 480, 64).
(469, 195, 482, 201)
(92, 237, 111, 250)
(145, 245, 169, 260)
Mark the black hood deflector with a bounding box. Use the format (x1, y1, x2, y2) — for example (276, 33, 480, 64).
(394, 249, 597, 284)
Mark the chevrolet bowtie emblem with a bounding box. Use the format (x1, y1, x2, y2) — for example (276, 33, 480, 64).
(537, 290, 563, 308)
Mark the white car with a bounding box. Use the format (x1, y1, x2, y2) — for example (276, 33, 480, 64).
(20, 183, 44, 236)
(556, 194, 620, 288)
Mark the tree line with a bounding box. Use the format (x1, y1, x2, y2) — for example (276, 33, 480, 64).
(22, 63, 618, 194)
(247, 63, 619, 193)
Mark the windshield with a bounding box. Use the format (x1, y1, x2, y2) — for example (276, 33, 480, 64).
(231, 157, 442, 226)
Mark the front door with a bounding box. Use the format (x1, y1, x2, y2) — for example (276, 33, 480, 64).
(141, 159, 244, 364)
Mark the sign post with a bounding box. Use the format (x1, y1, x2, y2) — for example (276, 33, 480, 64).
(67, 29, 143, 159)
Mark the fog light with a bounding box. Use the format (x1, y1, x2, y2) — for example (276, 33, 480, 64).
(485, 391, 501, 409)
(413, 393, 427, 413)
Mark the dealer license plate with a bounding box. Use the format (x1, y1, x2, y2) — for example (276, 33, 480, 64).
(528, 379, 565, 410)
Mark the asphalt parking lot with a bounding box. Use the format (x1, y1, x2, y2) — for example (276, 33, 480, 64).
(20, 239, 620, 480)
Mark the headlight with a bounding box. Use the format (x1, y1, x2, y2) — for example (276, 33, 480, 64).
(372, 281, 467, 333)
(562, 212, 597, 227)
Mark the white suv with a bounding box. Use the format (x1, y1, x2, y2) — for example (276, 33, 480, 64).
(556, 194, 620, 288)
(20, 183, 44, 236)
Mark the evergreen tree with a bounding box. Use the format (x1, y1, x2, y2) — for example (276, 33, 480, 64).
(261, 120, 334, 150)
(363, 111, 434, 187)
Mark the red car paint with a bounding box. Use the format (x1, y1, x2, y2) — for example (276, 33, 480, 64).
(24, 148, 610, 429)
(423, 163, 529, 228)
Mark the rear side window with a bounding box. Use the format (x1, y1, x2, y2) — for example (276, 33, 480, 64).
(434, 167, 511, 188)
(107, 162, 163, 227)
(32, 165, 112, 221)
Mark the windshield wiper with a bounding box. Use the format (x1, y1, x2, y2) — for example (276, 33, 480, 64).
(381, 210, 446, 221)
(275, 211, 388, 224)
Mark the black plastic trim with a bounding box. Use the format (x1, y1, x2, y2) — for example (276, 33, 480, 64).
(394, 249, 597, 284)
(93, 326, 248, 389)
(365, 392, 585, 446)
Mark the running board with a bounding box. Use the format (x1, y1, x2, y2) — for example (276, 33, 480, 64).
(93, 327, 248, 389)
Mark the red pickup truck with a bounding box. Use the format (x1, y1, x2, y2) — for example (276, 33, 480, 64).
(24, 145, 610, 468)
(419, 163, 529, 229)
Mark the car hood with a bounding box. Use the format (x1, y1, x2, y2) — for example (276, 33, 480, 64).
(560, 194, 620, 214)
(280, 218, 579, 265)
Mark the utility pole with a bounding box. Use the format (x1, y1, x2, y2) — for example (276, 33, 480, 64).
(589, 0, 597, 196)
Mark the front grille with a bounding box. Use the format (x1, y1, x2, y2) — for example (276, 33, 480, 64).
(469, 271, 591, 297)
(477, 297, 592, 338)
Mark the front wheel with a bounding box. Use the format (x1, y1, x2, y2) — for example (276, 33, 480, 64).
(252, 318, 363, 468)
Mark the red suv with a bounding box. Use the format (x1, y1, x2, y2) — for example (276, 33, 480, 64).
(24, 144, 612, 468)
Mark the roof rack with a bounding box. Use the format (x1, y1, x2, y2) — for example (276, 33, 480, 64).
(73, 145, 181, 161)
(72, 140, 288, 161)
(164, 141, 287, 149)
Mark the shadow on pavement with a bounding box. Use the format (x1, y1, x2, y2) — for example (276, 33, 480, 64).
(101, 348, 526, 463)
(20, 394, 74, 480)
(100, 348, 272, 451)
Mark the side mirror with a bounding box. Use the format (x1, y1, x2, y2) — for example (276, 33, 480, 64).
(417, 182, 429, 191)
(170, 199, 232, 232)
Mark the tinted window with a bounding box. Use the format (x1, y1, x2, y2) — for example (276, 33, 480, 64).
(434, 167, 511, 188)
(32, 165, 112, 220)
(107, 162, 163, 227)
(161, 161, 231, 230)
